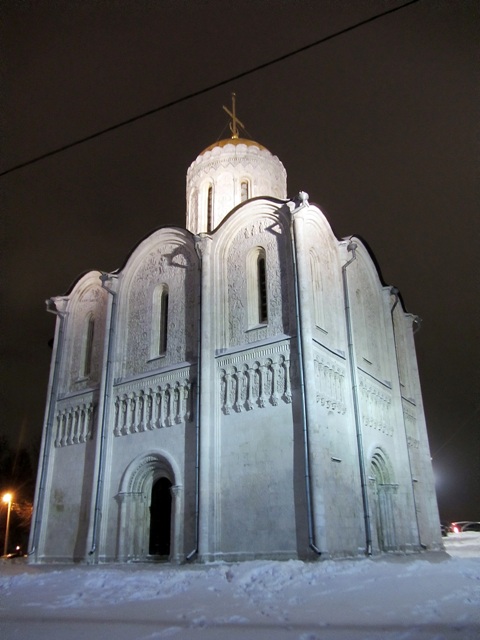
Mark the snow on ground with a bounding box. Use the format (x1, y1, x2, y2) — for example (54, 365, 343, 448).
(1, 533, 479, 640)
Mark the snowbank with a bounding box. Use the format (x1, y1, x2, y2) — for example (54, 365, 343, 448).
(1, 533, 479, 639)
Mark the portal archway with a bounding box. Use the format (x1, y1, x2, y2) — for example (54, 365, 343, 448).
(116, 452, 182, 562)
(369, 450, 398, 552)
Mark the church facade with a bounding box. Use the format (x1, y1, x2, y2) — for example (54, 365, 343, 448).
(29, 116, 442, 563)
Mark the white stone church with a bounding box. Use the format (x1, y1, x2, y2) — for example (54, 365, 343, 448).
(30, 101, 442, 563)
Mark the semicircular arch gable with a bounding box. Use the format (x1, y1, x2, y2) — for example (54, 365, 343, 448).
(62, 272, 108, 392)
(304, 209, 343, 343)
(347, 238, 385, 292)
(302, 204, 338, 244)
(119, 227, 197, 293)
(214, 198, 290, 261)
(65, 271, 106, 312)
(346, 241, 390, 378)
(214, 200, 294, 347)
(115, 228, 199, 378)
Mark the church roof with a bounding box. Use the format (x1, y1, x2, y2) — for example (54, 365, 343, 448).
(200, 137, 267, 155)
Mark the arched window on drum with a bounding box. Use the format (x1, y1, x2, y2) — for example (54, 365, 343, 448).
(240, 179, 250, 203)
(207, 185, 213, 231)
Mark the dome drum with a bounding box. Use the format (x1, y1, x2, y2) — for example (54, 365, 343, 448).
(186, 139, 287, 234)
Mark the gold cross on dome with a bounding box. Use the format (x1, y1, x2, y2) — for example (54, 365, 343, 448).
(223, 92, 245, 139)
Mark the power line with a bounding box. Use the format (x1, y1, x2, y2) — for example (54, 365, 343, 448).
(1, 0, 421, 178)
(431, 403, 480, 459)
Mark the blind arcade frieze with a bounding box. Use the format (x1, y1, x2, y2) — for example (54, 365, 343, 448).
(54, 399, 95, 447)
(313, 354, 347, 414)
(359, 373, 393, 436)
(218, 344, 293, 414)
(113, 370, 195, 436)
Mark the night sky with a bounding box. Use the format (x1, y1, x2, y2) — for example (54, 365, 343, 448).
(2, 0, 478, 523)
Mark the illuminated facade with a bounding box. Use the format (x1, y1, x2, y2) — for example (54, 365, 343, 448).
(30, 112, 442, 563)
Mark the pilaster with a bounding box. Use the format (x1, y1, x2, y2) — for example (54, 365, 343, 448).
(86, 274, 118, 562)
(29, 297, 69, 562)
(196, 234, 218, 560)
(292, 208, 327, 553)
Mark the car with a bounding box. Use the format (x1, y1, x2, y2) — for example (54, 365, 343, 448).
(460, 521, 480, 532)
(440, 522, 450, 537)
(449, 521, 480, 533)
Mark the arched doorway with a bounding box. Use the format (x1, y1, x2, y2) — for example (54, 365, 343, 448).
(117, 452, 182, 562)
(149, 477, 172, 556)
(369, 450, 398, 552)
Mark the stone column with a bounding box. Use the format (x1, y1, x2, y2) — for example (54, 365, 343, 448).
(115, 492, 131, 561)
(170, 485, 183, 563)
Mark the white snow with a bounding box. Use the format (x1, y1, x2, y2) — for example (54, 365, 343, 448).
(1, 533, 479, 639)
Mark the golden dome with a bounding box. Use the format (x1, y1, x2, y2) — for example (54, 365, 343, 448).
(200, 137, 267, 155)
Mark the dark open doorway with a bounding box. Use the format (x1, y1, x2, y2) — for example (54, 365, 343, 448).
(149, 477, 172, 556)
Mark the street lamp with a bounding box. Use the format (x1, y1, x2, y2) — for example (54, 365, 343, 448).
(2, 493, 13, 556)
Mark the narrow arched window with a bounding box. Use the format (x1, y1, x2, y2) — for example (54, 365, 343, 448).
(240, 180, 249, 202)
(207, 185, 213, 231)
(257, 255, 267, 323)
(151, 284, 169, 357)
(82, 314, 95, 377)
(309, 249, 324, 330)
(159, 289, 169, 354)
(247, 247, 268, 327)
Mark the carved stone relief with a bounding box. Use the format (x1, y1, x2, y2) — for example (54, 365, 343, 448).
(218, 345, 292, 414)
(187, 151, 286, 201)
(406, 435, 420, 450)
(66, 284, 108, 393)
(359, 373, 393, 436)
(227, 216, 292, 346)
(54, 398, 95, 447)
(352, 272, 388, 381)
(125, 243, 198, 377)
(306, 234, 343, 348)
(186, 146, 287, 234)
(402, 398, 418, 443)
(313, 354, 346, 414)
(394, 319, 413, 402)
(113, 369, 195, 437)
